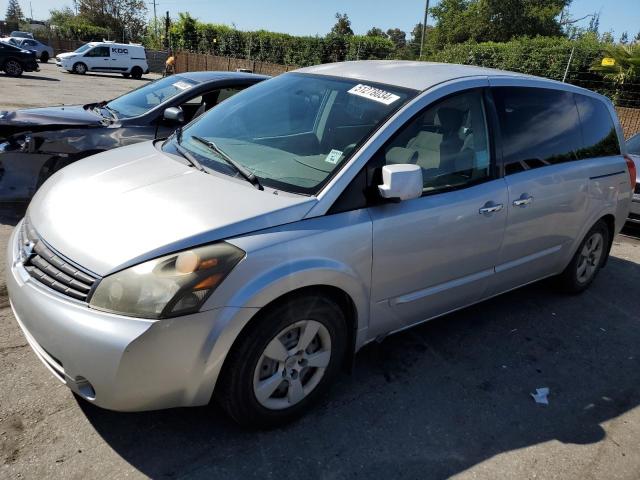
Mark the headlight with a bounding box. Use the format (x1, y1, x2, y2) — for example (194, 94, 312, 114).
(89, 242, 245, 319)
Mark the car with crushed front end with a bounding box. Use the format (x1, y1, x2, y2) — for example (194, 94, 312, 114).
(6, 61, 634, 428)
(0, 71, 267, 202)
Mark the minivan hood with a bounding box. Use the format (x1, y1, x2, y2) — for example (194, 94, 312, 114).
(29, 141, 315, 276)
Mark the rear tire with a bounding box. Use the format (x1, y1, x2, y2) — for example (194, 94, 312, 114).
(553, 220, 610, 294)
(73, 62, 87, 75)
(217, 294, 347, 429)
(131, 66, 143, 79)
(40, 52, 49, 63)
(4, 59, 23, 77)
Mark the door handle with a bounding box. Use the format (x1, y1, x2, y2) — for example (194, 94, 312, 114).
(513, 195, 534, 207)
(479, 202, 504, 215)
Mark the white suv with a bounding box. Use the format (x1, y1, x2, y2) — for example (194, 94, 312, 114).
(56, 41, 149, 79)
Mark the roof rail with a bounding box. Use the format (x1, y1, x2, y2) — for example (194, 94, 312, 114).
(102, 39, 115, 43)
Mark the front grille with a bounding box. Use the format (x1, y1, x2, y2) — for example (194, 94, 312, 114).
(20, 218, 98, 302)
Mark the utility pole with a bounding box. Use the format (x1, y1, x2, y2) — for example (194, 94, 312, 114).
(419, 0, 430, 60)
(165, 11, 170, 49)
(29, 2, 33, 20)
(150, 0, 158, 39)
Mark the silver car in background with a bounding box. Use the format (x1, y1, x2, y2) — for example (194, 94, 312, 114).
(6, 61, 635, 428)
(1, 37, 54, 63)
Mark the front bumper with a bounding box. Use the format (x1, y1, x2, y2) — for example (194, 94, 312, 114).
(6, 222, 254, 411)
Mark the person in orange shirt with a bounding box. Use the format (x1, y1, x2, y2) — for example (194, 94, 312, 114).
(164, 48, 176, 77)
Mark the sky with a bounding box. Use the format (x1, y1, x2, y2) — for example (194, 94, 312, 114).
(9, 0, 640, 40)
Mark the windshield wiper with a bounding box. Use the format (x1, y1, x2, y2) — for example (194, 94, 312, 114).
(173, 127, 206, 173)
(191, 135, 263, 190)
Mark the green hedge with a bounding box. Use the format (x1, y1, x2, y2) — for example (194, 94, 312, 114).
(426, 35, 603, 81)
(169, 16, 396, 66)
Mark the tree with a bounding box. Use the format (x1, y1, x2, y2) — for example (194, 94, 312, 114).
(386, 28, 406, 49)
(5, 0, 24, 28)
(366, 27, 387, 38)
(620, 31, 629, 45)
(635, 31, 640, 43)
(428, 0, 572, 47)
(331, 12, 353, 36)
(591, 43, 640, 85)
(74, 0, 148, 41)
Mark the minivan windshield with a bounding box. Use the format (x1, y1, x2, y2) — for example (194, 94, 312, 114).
(106, 75, 198, 119)
(162, 73, 415, 194)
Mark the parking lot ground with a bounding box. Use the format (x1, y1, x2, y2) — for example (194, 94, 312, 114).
(0, 209, 639, 479)
(0, 62, 161, 110)
(1, 71, 640, 479)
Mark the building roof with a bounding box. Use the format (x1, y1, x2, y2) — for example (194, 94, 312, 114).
(296, 60, 539, 92)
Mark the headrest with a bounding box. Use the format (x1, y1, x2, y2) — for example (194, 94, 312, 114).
(437, 107, 465, 132)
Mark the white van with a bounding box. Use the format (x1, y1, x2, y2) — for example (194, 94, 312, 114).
(56, 41, 149, 79)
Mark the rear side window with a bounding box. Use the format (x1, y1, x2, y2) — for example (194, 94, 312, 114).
(492, 87, 582, 175)
(575, 95, 620, 158)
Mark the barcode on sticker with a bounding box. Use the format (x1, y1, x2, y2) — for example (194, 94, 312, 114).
(348, 84, 400, 105)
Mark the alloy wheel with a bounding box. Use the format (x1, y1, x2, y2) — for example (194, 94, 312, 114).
(253, 320, 332, 410)
(576, 231, 604, 284)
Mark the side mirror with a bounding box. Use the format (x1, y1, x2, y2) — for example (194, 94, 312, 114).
(163, 106, 184, 123)
(378, 164, 423, 201)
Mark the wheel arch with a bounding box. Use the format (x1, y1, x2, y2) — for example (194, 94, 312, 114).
(204, 283, 361, 405)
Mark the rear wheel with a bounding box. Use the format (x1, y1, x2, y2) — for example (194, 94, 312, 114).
(217, 294, 347, 429)
(553, 220, 610, 293)
(73, 62, 87, 75)
(4, 59, 23, 77)
(40, 52, 49, 63)
(130, 66, 143, 79)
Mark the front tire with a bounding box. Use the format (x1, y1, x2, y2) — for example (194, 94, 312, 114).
(553, 220, 610, 293)
(217, 294, 347, 429)
(73, 62, 87, 75)
(40, 52, 49, 63)
(4, 59, 23, 77)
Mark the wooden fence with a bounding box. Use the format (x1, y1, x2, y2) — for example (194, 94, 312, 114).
(617, 107, 640, 139)
(175, 51, 293, 76)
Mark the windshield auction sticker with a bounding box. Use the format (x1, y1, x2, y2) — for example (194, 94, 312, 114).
(347, 84, 400, 105)
(172, 81, 193, 91)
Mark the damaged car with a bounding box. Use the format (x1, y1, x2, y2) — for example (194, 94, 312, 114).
(0, 71, 267, 202)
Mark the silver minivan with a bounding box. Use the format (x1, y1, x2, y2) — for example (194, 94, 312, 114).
(6, 61, 636, 427)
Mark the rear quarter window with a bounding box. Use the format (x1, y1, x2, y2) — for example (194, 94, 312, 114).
(575, 94, 621, 159)
(492, 87, 583, 175)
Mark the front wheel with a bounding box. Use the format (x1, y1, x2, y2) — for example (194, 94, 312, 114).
(553, 220, 610, 293)
(217, 294, 347, 428)
(4, 59, 23, 77)
(73, 62, 87, 75)
(40, 52, 49, 63)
